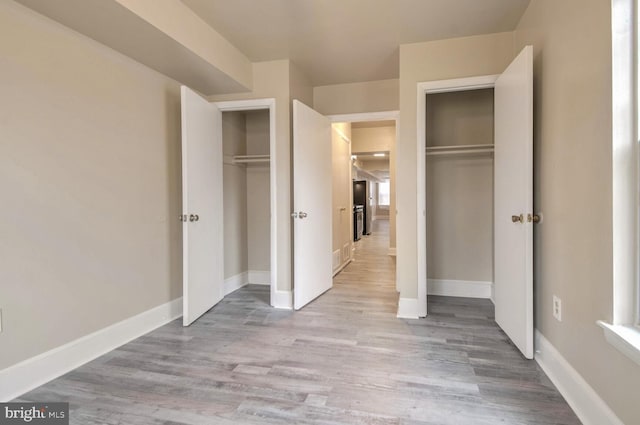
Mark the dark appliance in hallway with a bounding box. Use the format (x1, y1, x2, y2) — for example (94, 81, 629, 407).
(353, 205, 364, 241)
(353, 180, 372, 235)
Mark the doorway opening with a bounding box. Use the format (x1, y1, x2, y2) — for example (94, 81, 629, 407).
(215, 99, 279, 308)
(424, 87, 496, 303)
(327, 112, 398, 288)
(417, 76, 499, 319)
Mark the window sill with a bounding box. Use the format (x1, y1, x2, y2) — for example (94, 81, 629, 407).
(597, 321, 640, 366)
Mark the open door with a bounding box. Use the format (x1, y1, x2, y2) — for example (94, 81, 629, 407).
(494, 46, 534, 358)
(181, 86, 224, 326)
(292, 100, 333, 310)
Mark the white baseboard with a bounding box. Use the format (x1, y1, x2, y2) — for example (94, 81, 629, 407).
(248, 270, 270, 285)
(535, 330, 624, 425)
(0, 298, 183, 402)
(332, 249, 341, 270)
(397, 297, 420, 319)
(332, 259, 352, 277)
(225, 271, 270, 295)
(224, 272, 249, 295)
(427, 279, 492, 299)
(342, 243, 351, 264)
(388, 248, 396, 256)
(271, 290, 292, 310)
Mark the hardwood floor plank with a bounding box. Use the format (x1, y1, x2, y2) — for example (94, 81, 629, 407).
(14, 219, 580, 424)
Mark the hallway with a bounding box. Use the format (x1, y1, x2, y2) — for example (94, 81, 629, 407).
(16, 219, 579, 424)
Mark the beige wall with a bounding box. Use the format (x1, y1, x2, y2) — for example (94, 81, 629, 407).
(246, 110, 270, 155)
(0, 2, 182, 370)
(246, 165, 270, 273)
(209, 60, 292, 294)
(360, 159, 390, 171)
(331, 123, 353, 271)
(389, 128, 397, 252)
(397, 32, 515, 298)
(222, 112, 248, 278)
(245, 111, 271, 273)
(426, 155, 493, 282)
(516, 1, 640, 423)
(313, 79, 399, 115)
(289, 61, 314, 107)
(426, 89, 494, 147)
(351, 126, 395, 153)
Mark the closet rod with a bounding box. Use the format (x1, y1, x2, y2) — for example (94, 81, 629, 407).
(232, 154, 270, 164)
(426, 144, 494, 151)
(233, 158, 270, 164)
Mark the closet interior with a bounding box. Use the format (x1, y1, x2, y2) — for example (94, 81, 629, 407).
(222, 110, 271, 290)
(426, 88, 495, 296)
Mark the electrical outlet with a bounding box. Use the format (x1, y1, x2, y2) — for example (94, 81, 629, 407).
(552, 295, 562, 322)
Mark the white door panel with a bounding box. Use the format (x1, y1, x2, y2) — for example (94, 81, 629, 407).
(292, 100, 333, 310)
(494, 46, 534, 358)
(181, 86, 224, 326)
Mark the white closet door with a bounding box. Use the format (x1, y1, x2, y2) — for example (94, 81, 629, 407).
(181, 86, 224, 326)
(494, 46, 534, 359)
(292, 100, 333, 310)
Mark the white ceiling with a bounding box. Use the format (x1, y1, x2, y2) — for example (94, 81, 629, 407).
(181, 0, 531, 86)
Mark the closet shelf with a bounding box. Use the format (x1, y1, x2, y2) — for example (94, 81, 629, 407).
(426, 144, 494, 156)
(232, 154, 270, 164)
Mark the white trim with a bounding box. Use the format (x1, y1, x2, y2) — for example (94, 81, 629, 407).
(213, 98, 278, 310)
(417, 76, 498, 94)
(224, 271, 271, 295)
(611, 0, 638, 327)
(427, 279, 493, 299)
(0, 298, 183, 402)
(326, 110, 400, 123)
(224, 272, 249, 295)
(417, 75, 500, 319)
(272, 290, 293, 310)
(332, 259, 352, 277)
(597, 321, 640, 366)
(388, 248, 397, 256)
(534, 330, 624, 425)
(397, 297, 420, 319)
(248, 270, 271, 285)
(332, 249, 341, 271)
(215, 98, 273, 111)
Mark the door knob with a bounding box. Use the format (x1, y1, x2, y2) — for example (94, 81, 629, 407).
(189, 214, 199, 222)
(512, 214, 524, 223)
(178, 214, 187, 222)
(528, 213, 541, 223)
(298, 212, 308, 219)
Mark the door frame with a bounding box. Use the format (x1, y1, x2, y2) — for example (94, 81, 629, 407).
(327, 110, 400, 283)
(416, 75, 499, 317)
(213, 98, 279, 308)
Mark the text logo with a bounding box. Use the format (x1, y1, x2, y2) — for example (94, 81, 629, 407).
(0, 403, 68, 425)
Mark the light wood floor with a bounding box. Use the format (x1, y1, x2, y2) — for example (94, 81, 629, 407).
(16, 219, 580, 424)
